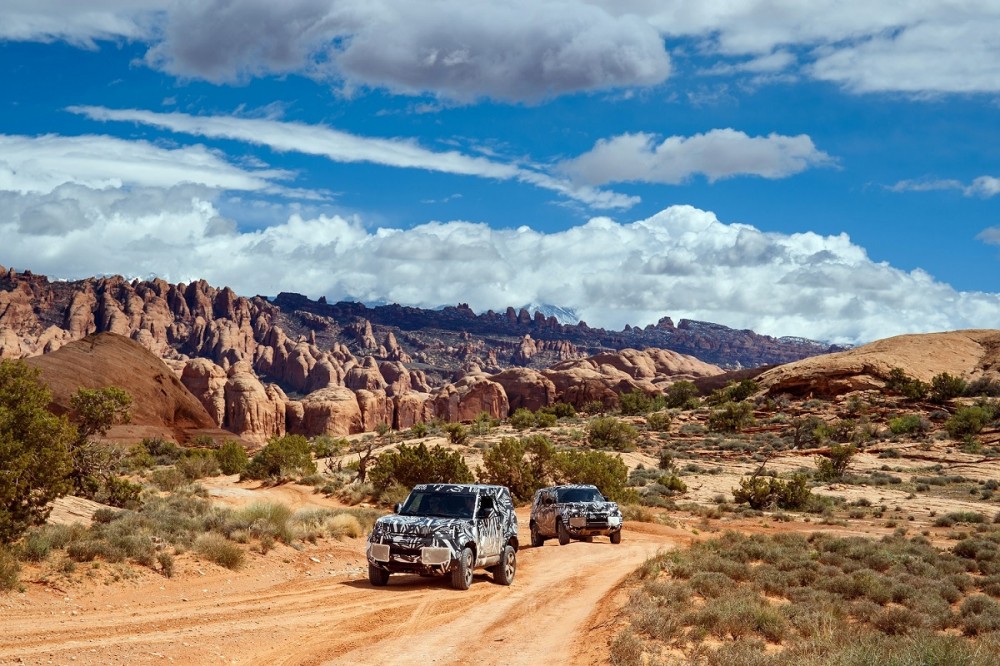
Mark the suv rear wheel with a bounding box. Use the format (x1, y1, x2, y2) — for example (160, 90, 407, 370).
(492, 545, 516, 585)
(530, 522, 544, 547)
(451, 547, 474, 590)
(610, 530, 622, 544)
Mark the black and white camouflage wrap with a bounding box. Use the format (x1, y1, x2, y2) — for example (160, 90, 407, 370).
(530, 484, 623, 540)
(366, 483, 518, 577)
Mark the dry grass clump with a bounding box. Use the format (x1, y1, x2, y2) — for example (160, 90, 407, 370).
(611, 530, 1000, 664)
(194, 534, 244, 570)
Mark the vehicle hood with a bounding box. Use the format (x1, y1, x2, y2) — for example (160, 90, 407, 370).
(558, 501, 621, 516)
(372, 514, 471, 538)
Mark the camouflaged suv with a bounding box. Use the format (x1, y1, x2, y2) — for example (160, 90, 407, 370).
(366, 483, 518, 590)
(529, 484, 623, 546)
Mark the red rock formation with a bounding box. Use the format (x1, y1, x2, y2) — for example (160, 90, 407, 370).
(431, 374, 509, 422)
(223, 362, 286, 443)
(296, 386, 363, 436)
(491, 368, 557, 412)
(181, 358, 228, 426)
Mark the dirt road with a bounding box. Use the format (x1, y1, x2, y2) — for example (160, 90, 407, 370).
(0, 512, 680, 666)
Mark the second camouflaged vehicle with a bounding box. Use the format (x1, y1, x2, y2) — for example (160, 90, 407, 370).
(366, 483, 518, 590)
(529, 484, 623, 546)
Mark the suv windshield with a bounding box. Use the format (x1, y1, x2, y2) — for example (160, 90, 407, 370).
(399, 491, 477, 519)
(557, 487, 604, 503)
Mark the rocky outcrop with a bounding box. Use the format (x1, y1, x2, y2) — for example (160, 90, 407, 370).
(756, 330, 1000, 398)
(295, 386, 364, 437)
(491, 368, 557, 412)
(223, 362, 286, 443)
(431, 374, 509, 422)
(182, 358, 228, 427)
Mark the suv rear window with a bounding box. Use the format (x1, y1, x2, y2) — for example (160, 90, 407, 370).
(399, 491, 477, 518)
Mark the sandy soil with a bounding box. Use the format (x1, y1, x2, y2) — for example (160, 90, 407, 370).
(0, 492, 679, 666)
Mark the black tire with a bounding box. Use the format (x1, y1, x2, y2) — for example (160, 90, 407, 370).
(530, 522, 545, 547)
(493, 545, 516, 586)
(451, 547, 474, 590)
(368, 563, 390, 587)
(610, 529, 622, 544)
(557, 520, 570, 546)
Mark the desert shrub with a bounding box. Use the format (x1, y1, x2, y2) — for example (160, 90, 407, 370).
(0, 545, 20, 592)
(884, 368, 929, 400)
(966, 377, 1000, 397)
(140, 438, 182, 464)
(150, 467, 186, 492)
(658, 474, 687, 493)
(310, 435, 347, 459)
(552, 449, 629, 502)
(946, 406, 992, 439)
(540, 402, 576, 419)
(230, 502, 293, 543)
(215, 440, 249, 475)
(587, 416, 639, 451)
(733, 474, 812, 510)
(242, 434, 316, 481)
(327, 513, 363, 539)
(410, 422, 428, 438)
(815, 444, 857, 482)
(0, 360, 76, 542)
(509, 408, 536, 430)
(194, 533, 244, 570)
(930, 372, 968, 404)
(708, 402, 755, 433)
(477, 437, 546, 502)
(619, 390, 665, 416)
(96, 476, 143, 509)
(157, 551, 175, 578)
(665, 381, 700, 409)
(608, 629, 644, 666)
(442, 422, 468, 446)
(177, 449, 221, 481)
(707, 379, 760, 406)
(645, 411, 672, 432)
(368, 442, 473, 493)
(889, 414, 929, 436)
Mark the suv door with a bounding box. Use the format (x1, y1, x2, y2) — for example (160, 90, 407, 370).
(535, 489, 558, 536)
(476, 493, 503, 561)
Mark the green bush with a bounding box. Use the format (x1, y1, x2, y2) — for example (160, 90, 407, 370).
(658, 474, 687, 493)
(883, 368, 929, 400)
(588, 416, 640, 451)
(708, 402, 756, 433)
(310, 435, 347, 458)
(646, 412, 672, 432)
(509, 408, 537, 430)
(194, 533, 244, 570)
(215, 440, 249, 475)
(0, 545, 21, 592)
(930, 372, 968, 404)
(888, 414, 929, 435)
(619, 390, 665, 416)
(552, 450, 629, 502)
(733, 474, 812, 510)
(140, 438, 182, 464)
(540, 402, 576, 419)
(0, 360, 76, 542)
(442, 422, 469, 446)
(665, 381, 700, 409)
(478, 437, 541, 501)
(815, 444, 857, 482)
(177, 449, 220, 481)
(410, 422, 429, 438)
(945, 406, 992, 439)
(97, 476, 143, 509)
(368, 442, 473, 493)
(707, 379, 760, 406)
(242, 435, 316, 481)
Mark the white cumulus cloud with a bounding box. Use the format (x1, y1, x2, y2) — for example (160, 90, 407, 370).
(561, 129, 833, 185)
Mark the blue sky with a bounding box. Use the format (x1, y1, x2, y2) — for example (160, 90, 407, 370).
(2, 2, 999, 345)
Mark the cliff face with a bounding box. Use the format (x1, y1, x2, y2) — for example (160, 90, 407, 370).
(2, 267, 840, 442)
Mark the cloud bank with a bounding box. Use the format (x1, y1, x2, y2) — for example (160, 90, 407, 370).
(6, 2, 1000, 100)
(2, 148, 998, 345)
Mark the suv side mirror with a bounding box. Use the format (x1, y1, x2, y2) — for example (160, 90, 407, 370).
(394, 503, 402, 513)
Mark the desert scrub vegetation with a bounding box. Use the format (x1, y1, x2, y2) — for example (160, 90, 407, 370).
(2, 488, 379, 587)
(242, 434, 317, 481)
(587, 416, 640, 451)
(611, 530, 1000, 665)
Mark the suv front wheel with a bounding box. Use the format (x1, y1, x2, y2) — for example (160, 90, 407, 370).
(451, 547, 475, 590)
(557, 520, 570, 546)
(369, 563, 389, 587)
